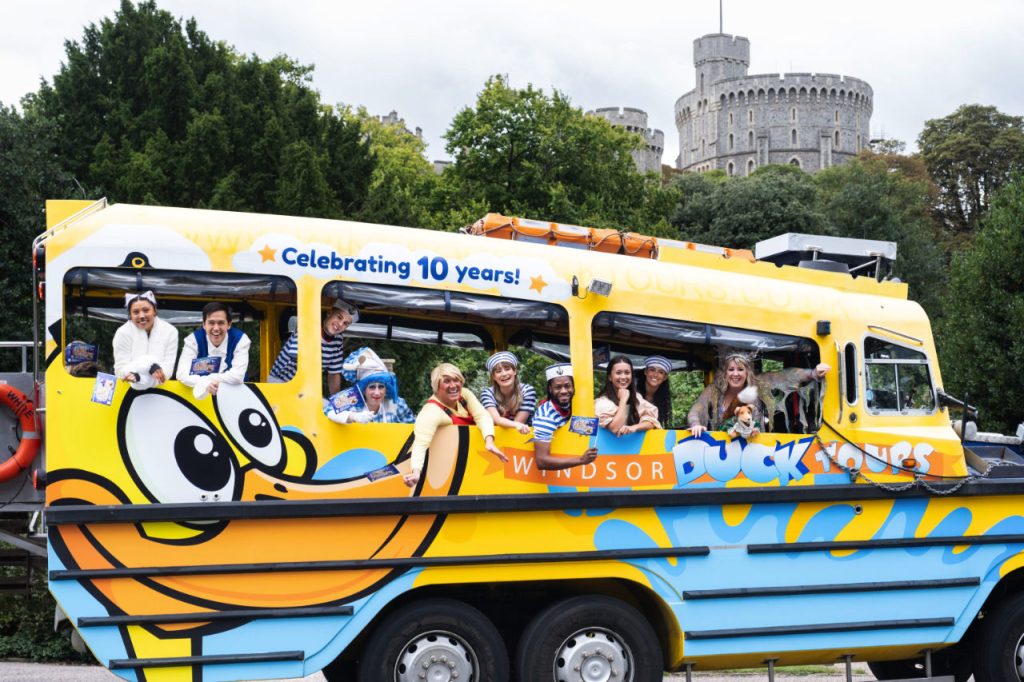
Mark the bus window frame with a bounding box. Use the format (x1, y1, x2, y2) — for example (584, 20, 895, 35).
(861, 334, 937, 416)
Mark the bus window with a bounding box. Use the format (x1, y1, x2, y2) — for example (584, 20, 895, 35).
(843, 341, 859, 404)
(591, 311, 822, 433)
(320, 281, 568, 408)
(61, 267, 296, 382)
(864, 336, 936, 414)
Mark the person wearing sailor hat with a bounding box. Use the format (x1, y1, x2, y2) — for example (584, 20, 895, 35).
(112, 290, 179, 390)
(532, 363, 599, 470)
(480, 351, 536, 435)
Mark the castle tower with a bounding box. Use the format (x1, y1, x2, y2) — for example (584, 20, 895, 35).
(588, 107, 665, 174)
(674, 33, 872, 176)
(693, 34, 750, 98)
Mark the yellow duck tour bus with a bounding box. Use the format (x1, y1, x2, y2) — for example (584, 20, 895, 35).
(29, 199, 1024, 682)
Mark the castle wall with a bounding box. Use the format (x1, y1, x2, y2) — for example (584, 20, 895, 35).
(675, 35, 872, 175)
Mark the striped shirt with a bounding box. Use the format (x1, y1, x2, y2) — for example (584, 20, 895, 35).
(480, 383, 537, 418)
(269, 332, 345, 382)
(532, 399, 571, 443)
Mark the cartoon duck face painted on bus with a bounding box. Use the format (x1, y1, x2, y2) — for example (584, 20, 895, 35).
(49, 384, 467, 639)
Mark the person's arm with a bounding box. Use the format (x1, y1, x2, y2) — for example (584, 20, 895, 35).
(514, 384, 536, 425)
(327, 372, 342, 395)
(605, 388, 632, 435)
(112, 324, 133, 380)
(594, 396, 618, 428)
(534, 439, 599, 470)
(687, 386, 714, 436)
(175, 335, 199, 388)
(481, 388, 527, 432)
(220, 333, 250, 385)
(153, 319, 179, 382)
(404, 403, 442, 487)
(463, 389, 506, 462)
(628, 395, 661, 434)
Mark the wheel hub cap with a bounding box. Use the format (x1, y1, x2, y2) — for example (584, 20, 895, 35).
(554, 628, 632, 682)
(1016, 631, 1024, 679)
(395, 630, 475, 682)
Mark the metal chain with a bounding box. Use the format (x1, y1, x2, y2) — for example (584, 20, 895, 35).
(815, 433, 1020, 496)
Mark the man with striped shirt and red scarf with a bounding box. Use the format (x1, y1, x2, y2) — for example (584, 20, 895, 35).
(533, 363, 599, 470)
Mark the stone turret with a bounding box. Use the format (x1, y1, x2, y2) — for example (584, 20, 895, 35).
(588, 107, 665, 174)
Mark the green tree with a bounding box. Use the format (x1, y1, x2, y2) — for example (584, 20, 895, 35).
(816, 156, 947, 317)
(937, 175, 1024, 433)
(671, 165, 825, 248)
(441, 76, 670, 230)
(918, 104, 1024, 236)
(37, 1, 373, 217)
(345, 107, 439, 228)
(0, 100, 73, 344)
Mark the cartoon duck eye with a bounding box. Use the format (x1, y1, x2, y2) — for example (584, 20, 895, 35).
(214, 384, 285, 470)
(121, 392, 239, 503)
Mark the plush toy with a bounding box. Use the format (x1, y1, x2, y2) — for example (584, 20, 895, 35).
(728, 403, 759, 440)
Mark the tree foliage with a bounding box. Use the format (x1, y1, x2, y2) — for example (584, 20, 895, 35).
(671, 164, 825, 248)
(36, 0, 374, 217)
(0, 100, 73, 343)
(815, 156, 946, 317)
(936, 175, 1024, 433)
(442, 76, 675, 232)
(918, 104, 1024, 236)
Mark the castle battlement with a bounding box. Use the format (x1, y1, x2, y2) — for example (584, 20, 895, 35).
(588, 107, 666, 174)
(675, 33, 872, 175)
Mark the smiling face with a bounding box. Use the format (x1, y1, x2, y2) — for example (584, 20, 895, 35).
(364, 382, 386, 410)
(202, 310, 231, 346)
(128, 299, 156, 332)
(725, 359, 749, 391)
(644, 366, 668, 392)
(437, 374, 463, 406)
(549, 376, 575, 408)
(609, 360, 633, 390)
(491, 362, 517, 391)
(322, 309, 353, 338)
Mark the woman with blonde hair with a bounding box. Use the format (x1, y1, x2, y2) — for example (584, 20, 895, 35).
(404, 363, 507, 487)
(480, 351, 536, 435)
(687, 351, 829, 437)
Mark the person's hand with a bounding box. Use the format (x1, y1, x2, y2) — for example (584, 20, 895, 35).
(403, 469, 421, 487)
(690, 424, 705, 437)
(515, 422, 530, 435)
(207, 379, 221, 396)
(750, 427, 761, 438)
(616, 387, 630, 403)
(348, 410, 373, 424)
(122, 372, 140, 383)
(484, 436, 508, 463)
(616, 424, 635, 436)
(814, 363, 831, 378)
(578, 447, 598, 465)
(152, 368, 167, 384)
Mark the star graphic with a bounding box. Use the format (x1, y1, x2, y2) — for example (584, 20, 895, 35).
(258, 245, 277, 262)
(529, 275, 548, 294)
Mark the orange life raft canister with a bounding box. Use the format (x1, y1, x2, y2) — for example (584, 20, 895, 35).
(0, 383, 40, 482)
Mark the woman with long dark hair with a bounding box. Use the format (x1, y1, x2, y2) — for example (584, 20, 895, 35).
(636, 356, 672, 428)
(594, 355, 660, 436)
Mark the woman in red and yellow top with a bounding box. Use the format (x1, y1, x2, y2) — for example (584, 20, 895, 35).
(403, 363, 507, 487)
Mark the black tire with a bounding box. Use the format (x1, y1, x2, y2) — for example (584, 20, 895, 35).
(514, 595, 662, 682)
(975, 592, 1024, 682)
(321, 656, 357, 682)
(357, 597, 509, 682)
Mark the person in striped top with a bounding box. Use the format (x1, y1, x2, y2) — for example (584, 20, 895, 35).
(479, 351, 536, 435)
(532, 363, 599, 470)
(268, 299, 356, 394)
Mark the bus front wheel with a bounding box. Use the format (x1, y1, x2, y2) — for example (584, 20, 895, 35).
(357, 598, 509, 682)
(514, 595, 662, 682)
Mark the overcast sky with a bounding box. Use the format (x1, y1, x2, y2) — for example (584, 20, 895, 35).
(3, 0, 1023, 164)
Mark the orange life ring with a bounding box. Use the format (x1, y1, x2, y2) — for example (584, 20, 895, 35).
(0, 384, 40, 482)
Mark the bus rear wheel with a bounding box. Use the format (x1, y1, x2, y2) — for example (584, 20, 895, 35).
(357, 598, 509, 682)
(514, 595, 662, 682)
(975, 592, 1024, 682)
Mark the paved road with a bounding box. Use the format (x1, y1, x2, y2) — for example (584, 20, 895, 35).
(0, 661, 878, 681)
